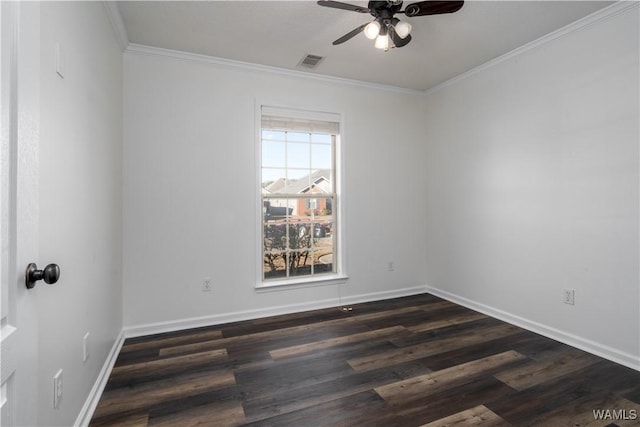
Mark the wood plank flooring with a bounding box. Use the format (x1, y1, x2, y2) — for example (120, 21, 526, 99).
(90, 294, 640, 426)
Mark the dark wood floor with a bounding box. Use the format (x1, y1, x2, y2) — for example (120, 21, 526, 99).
(90, 293, 640, 426)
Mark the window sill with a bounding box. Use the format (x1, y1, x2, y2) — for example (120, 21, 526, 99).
(255, 274, 349, 293)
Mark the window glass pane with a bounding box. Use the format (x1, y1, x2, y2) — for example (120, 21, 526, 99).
(262, 169, 287, 193)
(308, 170, 332, 194)
(312, 213, 334, 275)
(286, 223, 311, 252)
(289, 250, 311, 277)
(286, 169, 310, 194)
(262, 130, 286, 141)
(286, 169, 309, 180)
(287, 132, 309, 143)
(263, 199, 292, 221)
(282, 197, 304, 221)
(287, 142, 310, 169)
(262, 141, 285, 168)
(311, 134, 331, 144)
(311, 144, 332, 170)
(263, 223, 286, 280)
(314, 197, 333, 217)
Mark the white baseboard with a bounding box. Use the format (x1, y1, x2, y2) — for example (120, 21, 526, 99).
(123, 285, 428, 338)
(74, 330, 125, 427)
(339, 285, 430, 307)
(426, 286, 640, 372)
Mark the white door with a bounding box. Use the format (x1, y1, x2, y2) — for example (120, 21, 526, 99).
(1, 2, 41, 426)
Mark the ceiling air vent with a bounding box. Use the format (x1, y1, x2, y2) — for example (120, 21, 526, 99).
(298, 54, 324, 69)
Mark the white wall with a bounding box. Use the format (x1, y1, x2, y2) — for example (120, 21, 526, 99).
(423, 6, 639, 367)
(122, 51, 427, 328)
(39, 2, 123, 425)
(122, 3, 638, 371)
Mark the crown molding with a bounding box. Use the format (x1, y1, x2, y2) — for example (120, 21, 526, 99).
(124, 43, 425, 96)
(424, 1, 639, 97)
(103, 1, 129, 52)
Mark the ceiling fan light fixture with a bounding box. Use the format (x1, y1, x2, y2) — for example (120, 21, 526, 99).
(394, 20, 412, 39)
(374, 32, 391, 51)
(318, 0, 464, 50)
(364, 20, 381, 39)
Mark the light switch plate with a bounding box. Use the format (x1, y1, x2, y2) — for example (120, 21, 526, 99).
(83, 332, 90, 362)
(53, 369, 63, 408)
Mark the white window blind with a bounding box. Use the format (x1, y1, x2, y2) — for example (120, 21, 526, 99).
(261, 106, 340, 134)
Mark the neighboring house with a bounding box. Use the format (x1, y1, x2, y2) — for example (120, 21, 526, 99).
(264, 169, 332, 217)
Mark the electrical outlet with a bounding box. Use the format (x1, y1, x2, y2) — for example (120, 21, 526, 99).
(387, 261, 395, 272)
(83, 332, 90, 362)
(53, 369, 63, 409)
(563, 289, 575, 305)
(202, 278, 212, 292)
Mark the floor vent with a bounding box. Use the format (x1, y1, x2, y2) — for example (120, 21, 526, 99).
(298, 54, 324, 69)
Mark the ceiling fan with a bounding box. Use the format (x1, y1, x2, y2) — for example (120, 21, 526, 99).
(317, 0, 464, 51)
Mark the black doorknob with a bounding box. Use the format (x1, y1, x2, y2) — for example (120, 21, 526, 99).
(25, 263, 60, 289)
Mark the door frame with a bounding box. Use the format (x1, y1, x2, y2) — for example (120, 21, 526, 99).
(1, 2, 41, 426)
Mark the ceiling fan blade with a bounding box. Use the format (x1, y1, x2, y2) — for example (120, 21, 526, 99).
(388, 25, 412, 48)
(317, 1, 370, 13)
(403, 1, 463, 17)
(332, 23, 368, 45)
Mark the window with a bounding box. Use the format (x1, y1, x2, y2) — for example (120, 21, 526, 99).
(260, 106, 340, 284)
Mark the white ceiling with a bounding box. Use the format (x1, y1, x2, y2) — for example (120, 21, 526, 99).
(116, 1, 614, 91)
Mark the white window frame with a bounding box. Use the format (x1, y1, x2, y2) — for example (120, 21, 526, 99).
(255, 104, 347, 290)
